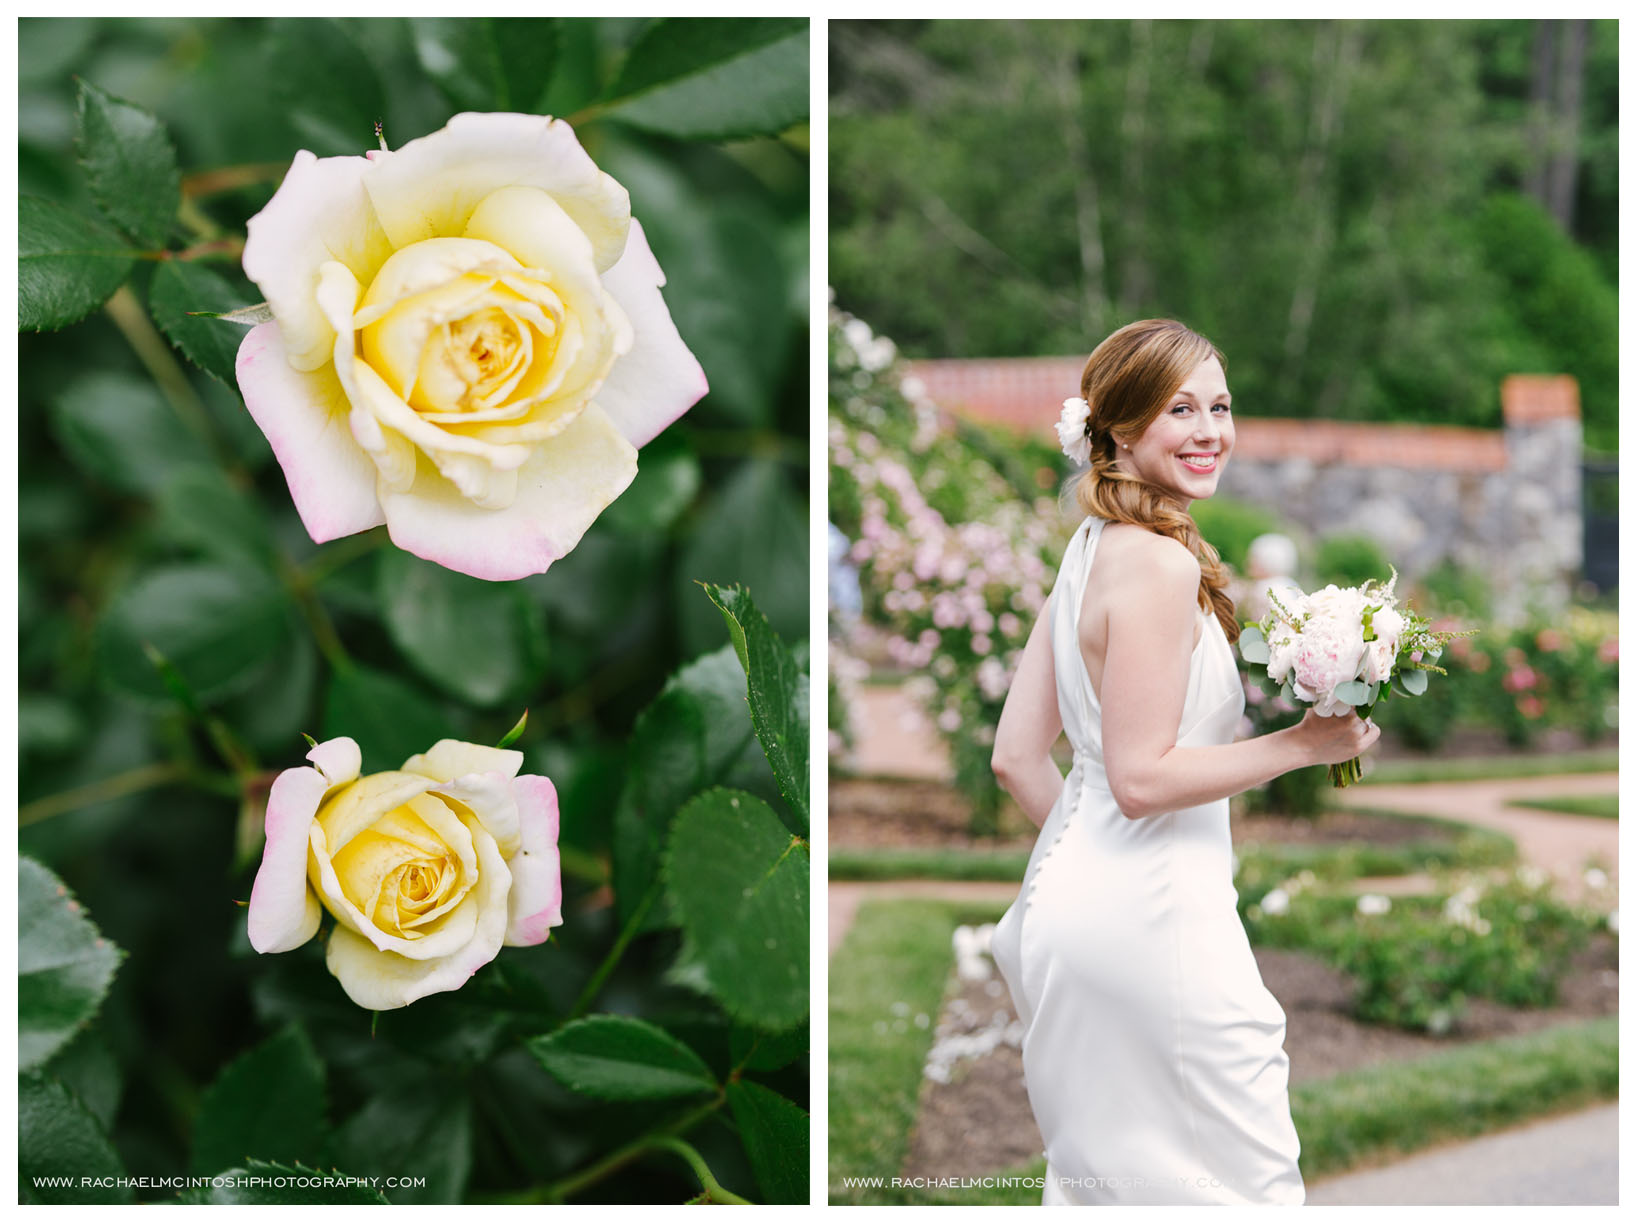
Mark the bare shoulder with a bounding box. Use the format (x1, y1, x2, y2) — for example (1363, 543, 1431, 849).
(1099, 523, 1200, 593)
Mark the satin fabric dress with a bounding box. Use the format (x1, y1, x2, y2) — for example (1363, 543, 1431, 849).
(991, 516, 1305, 1206)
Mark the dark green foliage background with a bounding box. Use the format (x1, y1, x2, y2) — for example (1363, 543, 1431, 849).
(19, 16, 809, 1205)
(829, 19, 1617, 453)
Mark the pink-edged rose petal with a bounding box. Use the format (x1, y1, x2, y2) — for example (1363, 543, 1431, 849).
(596, 219, 710, 447)
(247, 766, 328, 954)
(504, 774, 563, 947)
(237, 322, 386, 543)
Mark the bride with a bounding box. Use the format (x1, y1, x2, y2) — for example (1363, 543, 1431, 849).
(987, 318, 1378, 1206)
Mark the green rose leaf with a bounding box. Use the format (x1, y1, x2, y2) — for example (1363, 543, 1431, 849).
(704, 583, 809, 834)
(75, 78, 180, 248)
(322, 663, 452, 773)
(149, 260, 257, 387)
(20, 857, 122, 1072)
(409, 16, 558, 112)
(268, 17, 385, 156)
(602, 17, 809, 142)
(19, 195, 136, 332)
(1238, 624, 1270, 664)
(179, 1160, 389, 1205)
(328, 1084, 472, 1204)
(676, 460, 807, 657)
(191, 1024, 327, 1175)
(725, 1079, 808, 1204)
(730, 1020, 807, 1073)
(44, 1029, 122, 1133)
(97, 563, 291, 706)
(612, 687, 708, 929)
(599, 431, 702, 535)
(377, 549, 547, 709)
(1402, 668, 1430, 695)
(664, 788, 808, 1030)
(20, 1071, 131, 1204)
(529, 1014, 718, 1101)
(51, 371, 212, 498)
(155, 467, 278, 568)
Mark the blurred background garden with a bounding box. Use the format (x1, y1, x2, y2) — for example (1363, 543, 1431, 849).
(20, 16, 810, 1205)
(826, 19, 1616, 1206)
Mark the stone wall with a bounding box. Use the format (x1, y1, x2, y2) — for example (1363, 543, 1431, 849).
(905, 359, 1584, 622)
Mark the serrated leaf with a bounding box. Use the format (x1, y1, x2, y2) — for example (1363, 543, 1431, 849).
(725, 1080, 807, 1204)
(410, 17, 558, 112)
(18, 194, 136, 331)
(75, 78, 180, 248)
(51, 371, 212, 498)
(19, 1071, 131, 1204)
(327, 1085, 472, 1204)
(377, 549, 547, 708)
(664, 788, 807, 1030)
(602, 18, 809, 142)
(149, 260, 256, 386)
(704, 584, 808, 834)
(730, 1021, 807, 1073)
(96, 563, 291, 706)
(612, 688, 708, 928)
(191, 1025, 327, 1175)
(155, 467, 277, 567)
(45, 1028, 122, 1132)
(20, 858, 122, 1072)
(529, 1015, 718, 1100)
(268, 17, 385, 156)
(322, 663, 450, 773)
(179, 1160, 389, 1205)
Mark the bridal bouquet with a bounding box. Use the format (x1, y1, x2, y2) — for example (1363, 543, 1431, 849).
(1236, 570, 1474, 786)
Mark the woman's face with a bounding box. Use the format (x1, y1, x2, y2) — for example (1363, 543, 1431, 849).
(1115, 355, 1233, 505)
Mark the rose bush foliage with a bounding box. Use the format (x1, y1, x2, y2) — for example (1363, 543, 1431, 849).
(20, 16, 808, 1205)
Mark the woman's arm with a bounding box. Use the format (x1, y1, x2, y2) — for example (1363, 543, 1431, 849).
(1099, 534, 1378, 820)
(990, 605, 1065, 827)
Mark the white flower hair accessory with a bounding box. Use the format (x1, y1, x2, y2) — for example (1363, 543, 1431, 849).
(1056, 396, 1092, 466)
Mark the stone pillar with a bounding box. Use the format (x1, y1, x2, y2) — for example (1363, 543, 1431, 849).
(1495, 375, 1582, 623)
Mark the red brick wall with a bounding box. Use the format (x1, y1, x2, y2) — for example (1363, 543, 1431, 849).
(905, 360, 1579, 476)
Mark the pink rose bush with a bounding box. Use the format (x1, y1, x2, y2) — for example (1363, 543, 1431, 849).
(247, 736, 561, 1009)
(236, 112, 707, 580)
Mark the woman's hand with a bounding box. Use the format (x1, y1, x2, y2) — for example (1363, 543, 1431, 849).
(1289, 707, 1381, 766)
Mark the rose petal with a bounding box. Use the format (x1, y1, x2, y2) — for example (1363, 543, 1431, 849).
(402, 740, 525, 784)
(504, 775, 562, 947)
(595, 219, 709, 447)
(323, 825, 512, 1009)
(308, 818, 480, 960)
(361, 112, 631, 273)
(241, 150, 394, 371)
(428, 771, 522, 860)
(247, 765, 327, 954)
(306, 736, 362, 787)
(379, 403, 637, 580)
(236, 322, 387, 543)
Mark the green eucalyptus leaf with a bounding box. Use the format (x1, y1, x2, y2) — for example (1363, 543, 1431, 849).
(51, 371, 212, 498)
(19, 195, 136, 331)
(664, 788, 808, 1030)
(529, 1014, 718, 1101)
(75, 78, 180, 248)
(97, 563, 290, 705)
(602, 17, 809, 141)
(1332, 680, 1371, 705)
(20, 857, 122, 1072)
(20, 1071, 130, 1204)
(1237, 624, 1270, 664)
(409, 17, 558, 112)
(704, 583, 808, 833)
(322, 663, 452, 773)
(377, 549, 547, 709)
(149, 260, 256, 386)
(725, 1079, 808, 1204)
(268, 17, 385, 156)
(1402, 668, 1430, 695)
(179, 1160, 389, 1205)
(191, 1025, 327, 1175)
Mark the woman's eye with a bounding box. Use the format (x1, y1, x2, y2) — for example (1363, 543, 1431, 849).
(1214, 403, 1231, 413)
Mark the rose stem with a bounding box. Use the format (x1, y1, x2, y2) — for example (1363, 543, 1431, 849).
(567, 879, 662, 1021)
(103, 286, 234, 473)
(536, 1094, 728, 1204)
(644, 1137, 753, 1205)
(19, 762, 235, 827)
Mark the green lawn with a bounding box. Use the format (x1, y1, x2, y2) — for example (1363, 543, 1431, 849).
(1364, 749, 1617, 785)
(1507, 794, 1619, 820)
(829, 896, 1618, 1206)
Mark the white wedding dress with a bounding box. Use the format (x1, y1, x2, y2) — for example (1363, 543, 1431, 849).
(991, 515, 1305, 1206)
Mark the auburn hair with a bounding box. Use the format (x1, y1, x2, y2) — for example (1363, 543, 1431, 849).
(1071, 318, 1239, 643)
